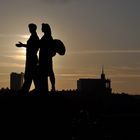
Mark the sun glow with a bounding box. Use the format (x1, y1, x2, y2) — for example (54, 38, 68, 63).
(20, 48, 26, 55)
(15, 48, 26, 61)
(19, 34, 30, 39)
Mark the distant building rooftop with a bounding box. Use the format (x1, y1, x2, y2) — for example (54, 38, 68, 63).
(10, 72, 24, 91)
(77, 68, 112, 95)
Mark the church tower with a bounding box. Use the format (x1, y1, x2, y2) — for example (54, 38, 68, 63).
(77, 66, 112, 94)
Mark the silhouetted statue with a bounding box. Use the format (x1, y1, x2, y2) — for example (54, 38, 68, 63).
(39, 23, 56, 93)
(16, 23, 39, 93)
(53, 39, 66, 56)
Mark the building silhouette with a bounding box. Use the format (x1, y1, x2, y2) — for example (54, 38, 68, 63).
(77, 67, 112, 94)
(10, 72, 24, 90)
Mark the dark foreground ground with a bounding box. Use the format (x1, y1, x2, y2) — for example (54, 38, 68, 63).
(0, 91, 140, 139)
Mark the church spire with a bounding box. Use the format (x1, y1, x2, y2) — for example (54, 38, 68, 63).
(101, 65, 105, 80)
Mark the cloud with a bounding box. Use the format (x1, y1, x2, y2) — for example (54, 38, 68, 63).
(0, 62, 24, 68)
(6, 55, 26, 61)
(1, 49, 26, 61)
(56, 73, 97, 77)
(104, 66, 140, 80)
(111, 66, 140, 71)
(0, 73, 9, 76)
(44, 0, 70, 2)
(111, 74, 140, 78)
(69, 50, 140, 54)
(0, 34, 29, 39)
(42, 0, 77, 4)
(1, 54, 25, 61)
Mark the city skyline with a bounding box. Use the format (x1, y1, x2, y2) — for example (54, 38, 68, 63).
(0, 0, 140, 94)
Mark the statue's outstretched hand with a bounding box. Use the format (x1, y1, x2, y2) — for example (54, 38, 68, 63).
(15, 42, 23, 47)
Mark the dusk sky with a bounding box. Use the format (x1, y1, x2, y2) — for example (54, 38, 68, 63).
(0, 0, 140, 94)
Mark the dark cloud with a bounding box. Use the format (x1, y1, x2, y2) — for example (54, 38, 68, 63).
(43, 0, 78, 4)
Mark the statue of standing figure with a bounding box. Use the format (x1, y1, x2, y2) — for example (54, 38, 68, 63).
(16, 23, 65, 95)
